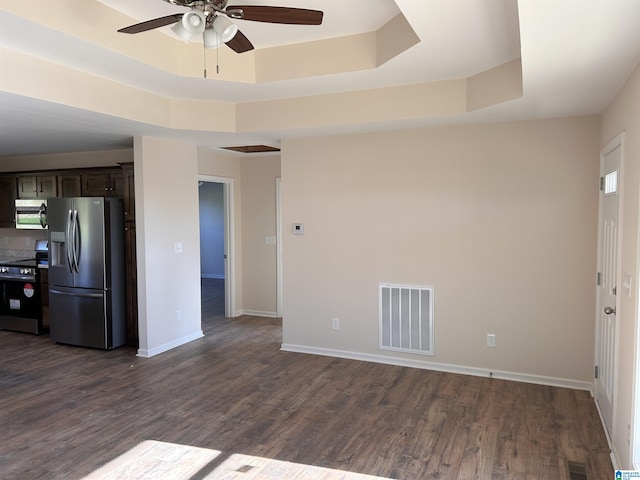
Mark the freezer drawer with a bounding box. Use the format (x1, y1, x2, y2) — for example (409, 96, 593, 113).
(49, 286, 124, 349)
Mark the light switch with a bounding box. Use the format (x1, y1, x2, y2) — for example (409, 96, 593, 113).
(265, 236, 276, 245)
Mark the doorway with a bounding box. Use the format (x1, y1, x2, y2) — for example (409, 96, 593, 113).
(198, 175, 235, 319)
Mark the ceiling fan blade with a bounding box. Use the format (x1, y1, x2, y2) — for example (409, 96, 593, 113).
(226, 30, 255, 53)
(118, 14, 183, 34)
(227, 6, 323, 25)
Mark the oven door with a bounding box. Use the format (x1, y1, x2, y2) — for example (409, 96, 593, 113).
(0, 279, 43, 334)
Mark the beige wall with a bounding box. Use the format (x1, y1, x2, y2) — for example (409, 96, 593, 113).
(601, 61, 640, 468)
(240, 155, 281, 315)
(281, 116, 600, 384)
(134, 136, 203, 357)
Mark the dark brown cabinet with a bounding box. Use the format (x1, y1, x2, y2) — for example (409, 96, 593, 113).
(121, 163, 135, 223)
(17, 175, 56, 199)
(120, 163, 137, 346)
(124, 223, 138, 347)
(0, 175, 17, 228)
(57, 174, 82, 197)
(82, 170, 124, 197)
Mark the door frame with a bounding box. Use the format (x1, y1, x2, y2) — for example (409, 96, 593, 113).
(198, 175, 235, 318)
(276, 177, 282, 317)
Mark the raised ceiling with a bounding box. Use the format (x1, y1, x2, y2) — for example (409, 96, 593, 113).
(0, 0, 639, 157)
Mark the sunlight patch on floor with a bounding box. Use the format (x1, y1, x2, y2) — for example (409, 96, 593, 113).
(80, 440, 394, 479)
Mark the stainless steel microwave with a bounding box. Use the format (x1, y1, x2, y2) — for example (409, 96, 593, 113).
(15, 199, 48, 230)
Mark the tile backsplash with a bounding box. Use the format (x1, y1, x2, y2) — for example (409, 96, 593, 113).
(0, 228, 48, 253)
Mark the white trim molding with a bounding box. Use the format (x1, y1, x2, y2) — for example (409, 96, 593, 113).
(242, 310, 280, 318)
(137, 330, 204, 358)
(280, 344, 593, 391)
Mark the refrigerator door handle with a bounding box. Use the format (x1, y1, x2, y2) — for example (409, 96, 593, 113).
(66, 209, 74, 273)
(72, 209, 80, 274)
(49, 289, 103, 299)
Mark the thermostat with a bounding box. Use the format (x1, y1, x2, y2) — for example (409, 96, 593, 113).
(292, 223, 304, 235)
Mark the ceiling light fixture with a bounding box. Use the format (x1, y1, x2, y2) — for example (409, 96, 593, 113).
(203, 15, 239, 49)
(213, 15, 238, 43)
(171, 10, 206, 42)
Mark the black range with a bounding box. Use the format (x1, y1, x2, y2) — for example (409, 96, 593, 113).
(0, 241, 48, 335)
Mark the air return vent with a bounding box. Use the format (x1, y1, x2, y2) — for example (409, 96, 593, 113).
(379, 284, 434, 356)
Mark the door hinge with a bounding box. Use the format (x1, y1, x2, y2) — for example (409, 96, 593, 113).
(595, 365, 599, 379)
(597, 272, 602, 286)
(600, 176, 605, 191)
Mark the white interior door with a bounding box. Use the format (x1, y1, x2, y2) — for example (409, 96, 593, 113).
(595, 137, 622, 438)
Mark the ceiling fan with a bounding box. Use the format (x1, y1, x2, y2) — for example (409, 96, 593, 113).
(117, 0, 324, 53)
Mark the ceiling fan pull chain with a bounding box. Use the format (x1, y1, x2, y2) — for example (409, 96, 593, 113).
(203, 44, 207, 79)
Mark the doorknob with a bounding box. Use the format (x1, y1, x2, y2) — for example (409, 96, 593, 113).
(604, 306, 616, 315)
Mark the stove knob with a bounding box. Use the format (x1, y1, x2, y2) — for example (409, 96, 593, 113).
(0, 267, 7, 273)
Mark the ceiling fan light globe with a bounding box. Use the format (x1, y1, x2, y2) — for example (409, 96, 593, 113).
(171, 22, 192, 42)
(182, 11, 206, 32)
(188, 15, 202, 28)
(203, 28, 222, 49)
(171, 10, 205, 42)
(213, 16, 238, 43)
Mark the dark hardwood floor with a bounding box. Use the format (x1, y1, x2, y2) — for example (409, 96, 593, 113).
(0, 279, 613, 479)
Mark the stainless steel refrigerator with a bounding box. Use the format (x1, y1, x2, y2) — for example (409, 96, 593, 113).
(47, 197, 126, 349)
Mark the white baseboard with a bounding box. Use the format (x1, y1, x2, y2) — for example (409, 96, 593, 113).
(201, 274, 224, 279)
(280, 344, 592, 391)
(137, 330, 204, 358)
(241, 310, 280, 318)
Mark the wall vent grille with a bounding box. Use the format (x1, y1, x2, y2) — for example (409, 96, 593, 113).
(379, 284, 434, 356)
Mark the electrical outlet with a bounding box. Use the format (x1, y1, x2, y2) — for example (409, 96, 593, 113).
(25, 236, 31, 246)
(174, 242, 183, 254)
(332, 318, 340, 330)
(176, 310, 181, 322)
(487, 334, 496, 348)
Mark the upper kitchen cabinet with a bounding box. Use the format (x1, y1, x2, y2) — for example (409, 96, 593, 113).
(16, 175, 57, 199)
(0, 175, 17, 227)
(57, 174, 82, 198)
(121, 163, 135, 223)
(82, 170, 124, 197)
